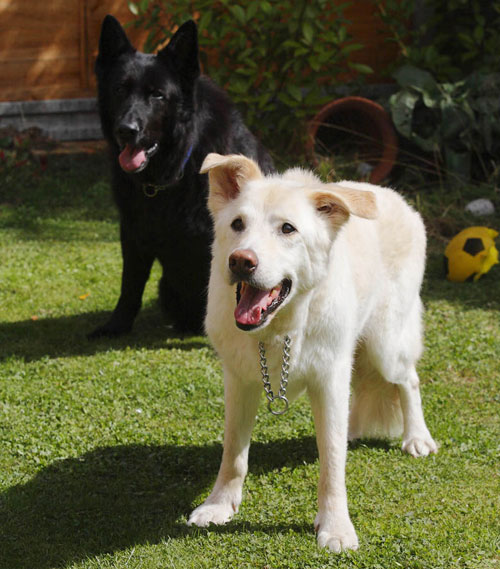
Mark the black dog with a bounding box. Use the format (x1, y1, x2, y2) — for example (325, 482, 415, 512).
(89, 15, 273, 338)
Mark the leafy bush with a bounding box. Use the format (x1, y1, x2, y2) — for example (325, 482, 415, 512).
(378, 0, 500, 82)
(378, 1, 500, 184)
(389, 65, 500, 182)
(129, 0, 371, 154)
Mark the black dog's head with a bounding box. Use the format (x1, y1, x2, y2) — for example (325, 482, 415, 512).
(95, 15, 200, 178)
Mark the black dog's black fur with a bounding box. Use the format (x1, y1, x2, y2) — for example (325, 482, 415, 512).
(89, 16, 273, 338)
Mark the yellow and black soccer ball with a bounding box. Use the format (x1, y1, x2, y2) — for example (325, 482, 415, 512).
(444, 227, 499, 282)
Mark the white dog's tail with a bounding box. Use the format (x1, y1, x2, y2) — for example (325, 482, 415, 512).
(348, 347, 404, 441)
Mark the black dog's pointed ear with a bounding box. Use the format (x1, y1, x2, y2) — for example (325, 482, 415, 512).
(97, 15, 134, 64)
(159, 20, 200, 79)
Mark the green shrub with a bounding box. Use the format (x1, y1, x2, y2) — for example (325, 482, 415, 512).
(129, 0, 371, 155)
(389, 65, 500, 183)
(378, 0, 500, 82)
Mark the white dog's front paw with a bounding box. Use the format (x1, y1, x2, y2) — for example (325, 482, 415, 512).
(187, 501, 236, 527)
(314, 513, 359, 553)
(402, 435, 438, 457)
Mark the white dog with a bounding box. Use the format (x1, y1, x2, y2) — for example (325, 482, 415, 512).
(188, 154, 437, 552)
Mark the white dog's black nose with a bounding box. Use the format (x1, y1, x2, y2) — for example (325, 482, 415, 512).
(229, 249, 258, 278)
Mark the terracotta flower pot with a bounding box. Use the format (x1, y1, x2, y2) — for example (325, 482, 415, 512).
(307, 96, 398, 184)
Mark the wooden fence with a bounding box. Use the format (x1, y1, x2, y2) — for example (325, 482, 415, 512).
(0, 0, 145, 102)
(0, 0, 398, 103)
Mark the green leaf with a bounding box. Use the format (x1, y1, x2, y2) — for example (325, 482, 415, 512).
(281, 40, 302, 49)
(260, 1, 272, 14)
(235, 67, 256, 76)
(287, 85, 303, 102)
(302, 22, 314, 45)
(246, 2, 258, 20)
(230, 5, 246, 24)
(277, 91, 296, 107)
(389, 90, 421, 138)
(257, 92, 272, 109)
(348, 62, 373, 74)
(393, 65, 439, 93)
(444, 148, 471, 179)
(458, 32, 475, 48)
(308, 55, 321, 72)
(198, 11, 213, 32)
(341, 43, 364, 55)
(230, 80, 249, 94)
(303, 89, 331, 107)
(294, 47, 310, 57)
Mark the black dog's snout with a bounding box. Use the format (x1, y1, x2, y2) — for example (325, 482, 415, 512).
(229, 249, 258, 278)
(116, 121, 140, 142)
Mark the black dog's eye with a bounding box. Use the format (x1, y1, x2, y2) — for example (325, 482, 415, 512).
(114, 83, 127, 96)
(150, 88, 165, 100)
(281, 222, 296, 234)
(231, 217, 245, 232)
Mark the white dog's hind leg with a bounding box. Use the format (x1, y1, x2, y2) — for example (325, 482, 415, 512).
(366, 300, 437, 458)
(188, 371, 261, 527)
(398, 370, 437, 457)
(308, 364, 359, 553)
(349, 344, 404, 441)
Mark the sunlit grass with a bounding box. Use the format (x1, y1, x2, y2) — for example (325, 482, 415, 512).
(0, 151, 499, 569)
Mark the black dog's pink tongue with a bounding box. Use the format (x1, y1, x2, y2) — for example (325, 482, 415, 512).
(119, 144, 147, 172)
(235, 285, 275, 326)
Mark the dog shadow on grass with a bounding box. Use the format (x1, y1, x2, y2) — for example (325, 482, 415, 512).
(0, 437, 320, 569)
(0, 306, 207, 362)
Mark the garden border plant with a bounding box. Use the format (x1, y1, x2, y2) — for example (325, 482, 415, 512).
(129, 0, 372, 155)
(377, 0, 500, 186)
(389, 66, 500, 183)
(376, 0, 500, 82)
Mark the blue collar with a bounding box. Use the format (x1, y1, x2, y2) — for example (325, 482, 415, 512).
(180, 144, 193, 172)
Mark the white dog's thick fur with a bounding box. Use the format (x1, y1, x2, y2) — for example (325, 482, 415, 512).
(188, 154, 437, 551)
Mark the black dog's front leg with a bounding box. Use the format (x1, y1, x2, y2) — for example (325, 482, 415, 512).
(88, 236, 155, 339)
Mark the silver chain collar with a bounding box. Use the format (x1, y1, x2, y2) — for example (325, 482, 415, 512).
(258, 335, 291, 416)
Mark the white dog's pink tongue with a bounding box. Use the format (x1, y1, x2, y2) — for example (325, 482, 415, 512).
(119, 144, 147, 172)
(235, 285, 277, 326)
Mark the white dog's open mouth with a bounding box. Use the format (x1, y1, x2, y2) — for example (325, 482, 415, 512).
(234, 279, 291, 331)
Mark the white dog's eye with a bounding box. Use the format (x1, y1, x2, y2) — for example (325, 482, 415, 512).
(281, 222, 296, 234)
(231, 217, 245, 232)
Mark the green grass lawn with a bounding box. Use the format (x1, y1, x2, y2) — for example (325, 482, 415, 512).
(0, 150, 499, 569)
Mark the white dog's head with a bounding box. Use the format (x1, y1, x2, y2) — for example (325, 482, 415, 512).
(201, 153, 378, 332)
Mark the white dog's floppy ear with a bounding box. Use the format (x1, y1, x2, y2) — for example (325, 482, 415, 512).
(200, 153, 262, 214)
(313, 184, 378, 226)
